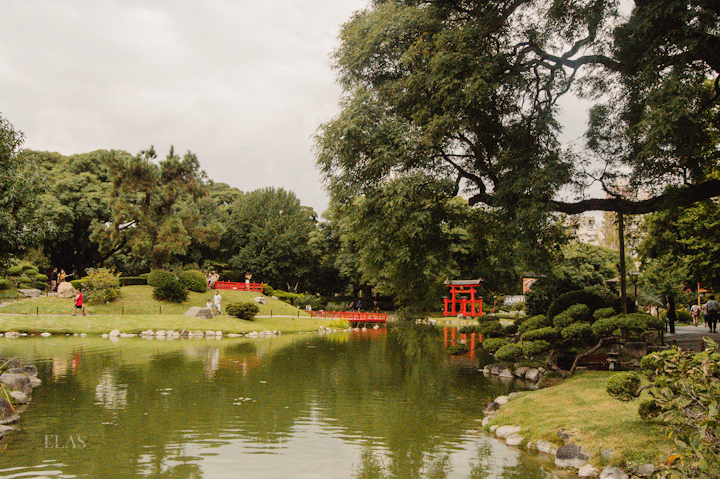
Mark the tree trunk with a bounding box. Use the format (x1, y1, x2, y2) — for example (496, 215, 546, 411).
(618, 212, 628, 314)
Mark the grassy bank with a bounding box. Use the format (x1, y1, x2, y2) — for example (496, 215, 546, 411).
(0, 286, 336, 334)
(488, 371, 675, 468)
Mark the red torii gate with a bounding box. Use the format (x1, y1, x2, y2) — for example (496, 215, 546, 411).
(443, 279, 483, 317)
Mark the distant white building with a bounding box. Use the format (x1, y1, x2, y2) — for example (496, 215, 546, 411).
(567, 214, 605, 246)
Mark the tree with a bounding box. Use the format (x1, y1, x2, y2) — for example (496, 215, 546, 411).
(316, 0, 720, 235)
(95, 147, 223, 269)
(21, 149, 117, 276)
(0, 113, 43, 267)
(225, 187, 317, 289)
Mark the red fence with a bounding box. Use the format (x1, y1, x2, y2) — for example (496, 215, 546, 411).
(311, 311, 387, 324)
(214, 281, 264, 292)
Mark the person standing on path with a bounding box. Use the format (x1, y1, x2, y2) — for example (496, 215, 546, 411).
(704, 295, 718, 333)
(73, 290, 86, 316)
(213, 291, 222, 315)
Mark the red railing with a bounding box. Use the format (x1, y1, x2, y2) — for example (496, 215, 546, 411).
(215, 281, 264, 292)
(311, 311, 387, 323)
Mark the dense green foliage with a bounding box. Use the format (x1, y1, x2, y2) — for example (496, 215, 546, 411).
(607, 340, 720, 478)
(151, 272, 188, 303)
(178, 270, 207, 293)
(82, 268, 121, 304)
(226, 302, 260, 320)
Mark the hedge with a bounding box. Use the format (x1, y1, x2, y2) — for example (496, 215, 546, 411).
(119, 277, 148, 286)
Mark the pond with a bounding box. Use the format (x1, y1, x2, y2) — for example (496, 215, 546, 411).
(0, 326, 555, 478)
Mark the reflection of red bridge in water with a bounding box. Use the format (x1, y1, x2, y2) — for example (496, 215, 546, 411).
(311, 311, 387, 326)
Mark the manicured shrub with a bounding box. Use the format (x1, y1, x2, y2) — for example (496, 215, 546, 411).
(606, 372, 641, 402)
(520, 326, 560, 342)
(83, 268, 121, 303)
(147, 269, 174, 287)
(178, 270, 207, 293)
(522, 340, 551, 358)
(566, 304, 592, 322)
(560, 322, 594, 340)
(517, 315, 550, 334)
(0, 279, 13, 290)
(494, 343, 523, 362)
(262, 283, 274, 296)
(482, 337, 506, 353)
(151, 272, 188, 303)
(553, 311, 574, 328)
(547, 290, 611, 320)
(70, 280, 83, 290)
(32, 281, 48, 290)
(479, 321, 504, 338)
(35, 273, 48, 283)
(226, 302, 260, 320)
(593, 307, 616, 320)
(119, 277, 148, 286)
(6, 265, 23, 276)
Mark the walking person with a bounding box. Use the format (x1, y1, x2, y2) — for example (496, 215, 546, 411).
(213, 291, 222, 315)
(704, 295, 718, 333)
(690, 303, 701, 326)
(50, 268, 58, 292)
(73, 290, 86, 316)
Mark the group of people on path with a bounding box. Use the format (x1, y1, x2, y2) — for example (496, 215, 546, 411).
(690, 295, 718, 333)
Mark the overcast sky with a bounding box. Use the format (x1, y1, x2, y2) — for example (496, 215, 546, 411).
(0, 1, 597, 216)
(0, 0, 370, 215)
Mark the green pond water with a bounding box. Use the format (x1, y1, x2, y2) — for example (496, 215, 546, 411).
(0, 327, 555, 478)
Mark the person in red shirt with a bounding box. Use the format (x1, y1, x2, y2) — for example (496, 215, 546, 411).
(73, 290, 86, 316)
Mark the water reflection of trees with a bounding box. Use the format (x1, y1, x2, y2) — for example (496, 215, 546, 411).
(1, 330, 548, 479)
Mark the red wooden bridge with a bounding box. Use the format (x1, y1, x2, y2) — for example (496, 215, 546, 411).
(311, 311, 387, 325)
(214, 281, 264, 292)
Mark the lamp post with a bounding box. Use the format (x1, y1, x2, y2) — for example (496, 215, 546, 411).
(629, 271, 640, 303)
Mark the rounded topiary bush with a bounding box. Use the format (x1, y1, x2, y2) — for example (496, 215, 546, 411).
(147, 269, 174, 287)
(6, 265, 23, 276)
(547, 290, 611, 320)
(151, 272, 188, 303)
(518, 315, 550, 334)
(178, 270, 207, 293)
(520, 326, 560, 342)
(0, 279, 13, 290)
(482, 337, 506, 353)
(522, 340, 551, 358)
(495, 343, 523, 362)
(226, 302, 260, 320)
(35, 273, 48, 283)
(593, 307, 616, 320)
(262, 283, 274, 296)
(606, 371, 641, 402)
(479, 321, 504, 338)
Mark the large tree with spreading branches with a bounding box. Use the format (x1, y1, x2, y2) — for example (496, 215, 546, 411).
(316, 0, 720, 233)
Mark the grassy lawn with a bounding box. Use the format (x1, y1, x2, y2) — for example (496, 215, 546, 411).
(0, 285, 333, 334)
(488, 371, 674, 467)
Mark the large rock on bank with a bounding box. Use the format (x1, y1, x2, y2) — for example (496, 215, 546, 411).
(184, 307, 214, 319)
